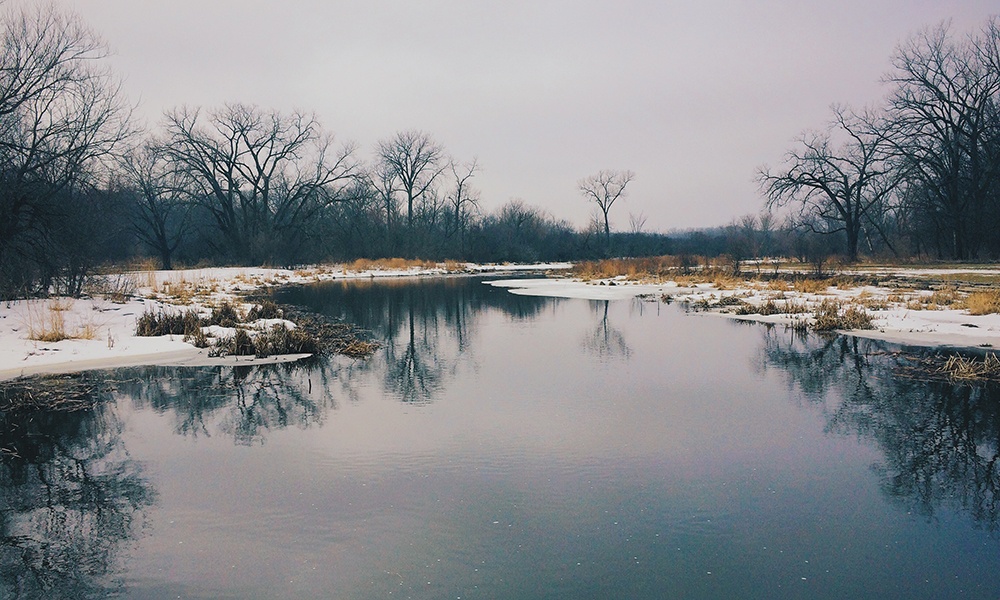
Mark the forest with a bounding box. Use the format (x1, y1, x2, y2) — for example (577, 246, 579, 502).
(1, 4, 998, 300)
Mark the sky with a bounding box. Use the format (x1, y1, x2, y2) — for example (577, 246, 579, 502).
(50, 0, 1000, 232)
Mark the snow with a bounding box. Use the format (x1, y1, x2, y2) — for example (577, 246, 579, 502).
(0, 262, 571, 381)
(3, 262, 997, 381)
(488, 274, 1000, 351)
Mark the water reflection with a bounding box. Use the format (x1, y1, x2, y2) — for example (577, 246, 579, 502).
(117, 361, 339, 445)
(0, 400, 154, 599)
(275, 276, 557, 403)
(582, 300, 631, 359)
(758, 325, 1000, 529)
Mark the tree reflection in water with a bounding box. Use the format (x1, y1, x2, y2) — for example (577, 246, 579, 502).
(0, 400, 154, 599)
(275, 276, 555, 404)
(117, 360, 341, 445)
(582, 300, 631, 359)
(757, 325, 1000, 529)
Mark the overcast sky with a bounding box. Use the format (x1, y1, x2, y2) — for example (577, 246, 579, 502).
(55, 0, 999, 232)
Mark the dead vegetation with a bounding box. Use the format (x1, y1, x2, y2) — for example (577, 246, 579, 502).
(209, 323, 318, 358)
(0, 374, 102, 412)
(811, 300, 875, 331)
(345, 257, 437, 272)
(964, 290, 1000, 315)
(896, 352, 1000, 383)
(24, 299, 103, 342)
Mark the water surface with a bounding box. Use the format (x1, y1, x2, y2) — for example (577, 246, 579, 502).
(2, 276, 998, 599)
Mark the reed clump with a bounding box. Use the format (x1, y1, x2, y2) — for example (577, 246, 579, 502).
(210, 324, 319, 358)
(135, 308, 203, 337)
(812, 300, 875, 331)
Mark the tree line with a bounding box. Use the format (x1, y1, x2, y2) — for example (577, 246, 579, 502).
(3, 5, 999, 300)
(0, 5, 654, 299)
(759, 18, 1000, 262)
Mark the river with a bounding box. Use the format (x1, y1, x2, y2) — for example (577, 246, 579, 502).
(1, 275, 998, 599)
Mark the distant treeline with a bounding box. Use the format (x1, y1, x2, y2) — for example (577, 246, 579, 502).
(1, 4, 998, 299)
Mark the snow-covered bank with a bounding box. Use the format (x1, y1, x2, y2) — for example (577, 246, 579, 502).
(0, 262, 569, 381)
(489, 274, 1000, 351)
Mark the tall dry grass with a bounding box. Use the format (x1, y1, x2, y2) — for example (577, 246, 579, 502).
(24, 300, 103, 342)
(346, 258, 437, 272)
(964, 290, 1000, 315)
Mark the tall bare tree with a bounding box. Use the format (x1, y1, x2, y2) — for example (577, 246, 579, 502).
(162, 104, 359, 263)
(0, 3, 132, 297)
(119, 141, 189, 269)
(884, 19, 1000, 259)
(578, 169, 635, 251)
(446, 157, 480, 254)
(759, 106, 899, 262)
(375, 130, 445, 251)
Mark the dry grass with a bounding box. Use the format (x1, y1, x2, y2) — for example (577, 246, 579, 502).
(210, 324, 318, 358)
(47, 298, 73, 311)
(346, 258, 436, 272)
(23, 300, 106, 342)
(812, 299, 875, 331)
(735, 298, 810, 316)
(939, 272, 1000, 285)
(26, 304, 67, 342)
(793, 278, 833, 294)
(135, 309, 203, 337)
(85, 272, 139, 303)
(339, 339, 380, 358)
(963, 290, 1000, 315)
(908, 286, 962, 310)
(939, 353, 1000, 380)
(572, 257, 683, 281)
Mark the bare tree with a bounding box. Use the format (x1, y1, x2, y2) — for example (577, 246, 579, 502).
(628, 211, 647, 235)
(162, 104, 360, 263)
(758, 106, 899, 262)
(578, 169, 635, 251)
(119, 141, 189, 269)
(374, 130, 446, 251)
(884, 19, 1000, 259)
(447, 157, 480, 254)
(0, 3, 132, 297)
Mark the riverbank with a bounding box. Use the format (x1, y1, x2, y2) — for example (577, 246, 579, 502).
(3, 262, 998, 382)
(0, 262, 569, 381)
(489, 268, 1000, 351)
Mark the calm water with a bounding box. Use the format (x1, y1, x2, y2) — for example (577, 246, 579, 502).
(2, 276, 999, 599)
